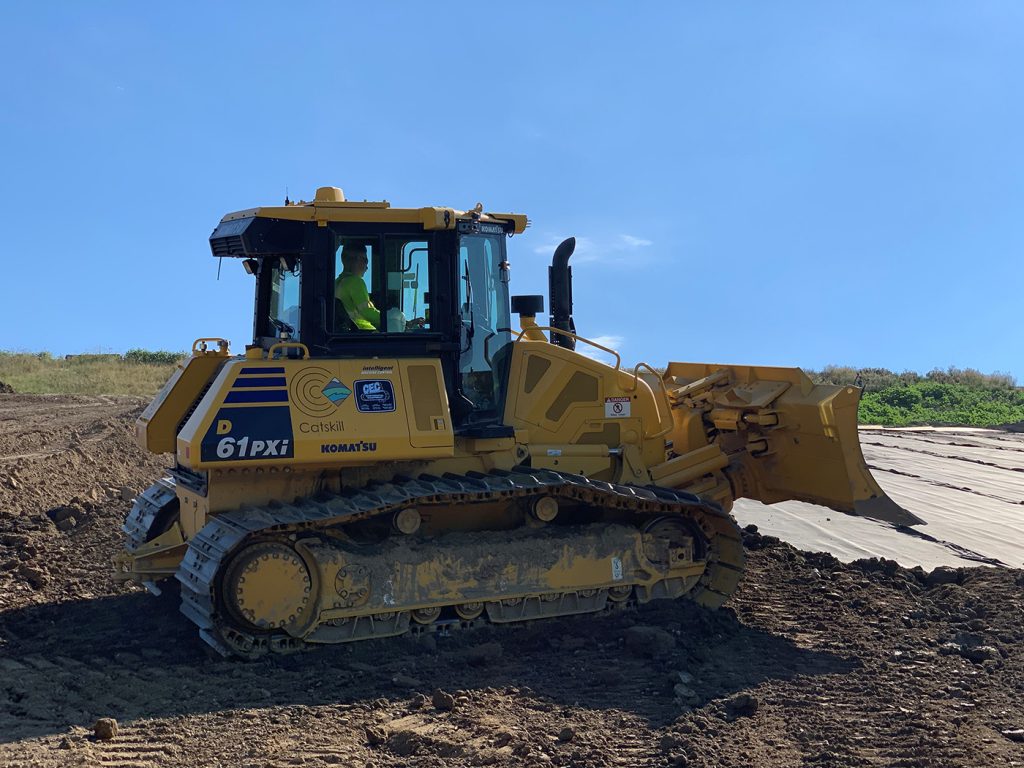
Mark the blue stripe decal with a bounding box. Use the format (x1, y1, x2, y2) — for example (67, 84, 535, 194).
(220, 403, 290, 409)
(224, 390, 290, 404)
(232, 377, 287, 388)
(239, 367, 286, 374)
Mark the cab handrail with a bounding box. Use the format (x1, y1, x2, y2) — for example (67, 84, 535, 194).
(267, 342, 311, 360)
(626, 361, 674, 439)
(191, 337, 230, 355)
(513, 326, 621, 370)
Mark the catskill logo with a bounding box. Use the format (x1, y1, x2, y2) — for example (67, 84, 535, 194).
(299, 420, 345, 433)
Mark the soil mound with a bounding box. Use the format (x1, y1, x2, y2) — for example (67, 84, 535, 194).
(0, 395, 164, 609)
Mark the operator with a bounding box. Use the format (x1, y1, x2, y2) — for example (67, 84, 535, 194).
(335, 243, 380, 331)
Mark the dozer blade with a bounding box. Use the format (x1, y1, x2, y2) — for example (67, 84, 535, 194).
(660, 363, 924, 527)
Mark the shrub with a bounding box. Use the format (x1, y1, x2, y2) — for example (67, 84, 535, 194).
(124, 349, 185, 365)
(808, 366, 1022, 426)
(924, 366, 1016, 390)
(808, 365, 1017, 393)
(858, 381, 1024, 426)
(808, 366, 920, 392)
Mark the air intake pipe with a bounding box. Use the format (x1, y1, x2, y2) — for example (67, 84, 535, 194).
(548, 237, 576, 350)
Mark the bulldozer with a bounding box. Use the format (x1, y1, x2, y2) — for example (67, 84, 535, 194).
(114, 186, 921, 658)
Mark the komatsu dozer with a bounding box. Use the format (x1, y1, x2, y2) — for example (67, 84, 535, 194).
(115, 186, 921, 658)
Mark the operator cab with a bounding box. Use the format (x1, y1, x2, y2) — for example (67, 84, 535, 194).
(209, 188, 524, 436)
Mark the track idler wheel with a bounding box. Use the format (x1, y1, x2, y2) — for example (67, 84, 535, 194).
(608, 585, 633, 602)
(411, 606, 441, 624)
(454, 602, 484, 620)
(643, 516, 702, 567)
(223, 542, 313, 634)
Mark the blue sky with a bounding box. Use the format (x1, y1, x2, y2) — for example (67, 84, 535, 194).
(3, 3, 1022, 380)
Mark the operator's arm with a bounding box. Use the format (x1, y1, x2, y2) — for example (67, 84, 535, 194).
(359, 286, 381, 327)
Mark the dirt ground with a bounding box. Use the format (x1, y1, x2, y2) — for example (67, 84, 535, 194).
(1, 395, 1022, 767)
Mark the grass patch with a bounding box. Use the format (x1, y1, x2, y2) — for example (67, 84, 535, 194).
(0, 351, 181, 397)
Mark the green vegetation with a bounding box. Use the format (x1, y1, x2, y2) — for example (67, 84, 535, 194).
(807, 366, 1024, 427)
(0, 351, 183, 397)
(123, 348, 184, 365)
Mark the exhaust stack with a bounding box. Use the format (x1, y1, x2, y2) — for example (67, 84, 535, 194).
(548, 237, 576, 350)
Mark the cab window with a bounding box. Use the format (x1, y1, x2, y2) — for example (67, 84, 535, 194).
(269, 256, 301, 338)
(333, 235, 432, 333)
(333, 238, 378, 332)
(458, 232, 512, 414)
(384, 237, 431, 332)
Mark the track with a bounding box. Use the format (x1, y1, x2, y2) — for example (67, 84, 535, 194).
(173, 468, 744, 657)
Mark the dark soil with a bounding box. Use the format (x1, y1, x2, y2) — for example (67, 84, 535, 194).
(1, 396, 1022, 767)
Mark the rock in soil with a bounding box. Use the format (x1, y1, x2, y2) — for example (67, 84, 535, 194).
(432, 688, 456, 711)
(464, 641, 503, 666)
(93, 718, 118, 740)
(926, 565, 961, 586)
(962, 645, 1000, 663)
(46, 506, 76, 523)
(493, 731, 514, 748)
(54, 517, 76, 533)
(724, 693, 759, 720)
(669, 670, 695, 686)
(674, 683, 700, 705)
(623, 625, 675, 657)
(390, 673, 423, 689)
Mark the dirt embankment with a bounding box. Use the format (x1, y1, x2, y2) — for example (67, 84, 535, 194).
(0, 395, 1022, 767)
(0, 394, 167, 610)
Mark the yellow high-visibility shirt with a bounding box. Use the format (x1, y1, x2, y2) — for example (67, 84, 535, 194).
(335, 272, 380, 331)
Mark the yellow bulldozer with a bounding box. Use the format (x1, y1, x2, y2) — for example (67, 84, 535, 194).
(114, 186, 920, 658)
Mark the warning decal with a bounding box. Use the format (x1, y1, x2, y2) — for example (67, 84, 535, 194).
(605, 397, 631, 418)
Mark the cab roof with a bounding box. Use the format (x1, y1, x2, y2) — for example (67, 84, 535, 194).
(219, 186, 528, 234)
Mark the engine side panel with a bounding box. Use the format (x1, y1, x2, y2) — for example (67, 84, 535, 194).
(175, 357, 453, 470)
(503, 341, 668, 475)
(136, 353, 229, 454)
